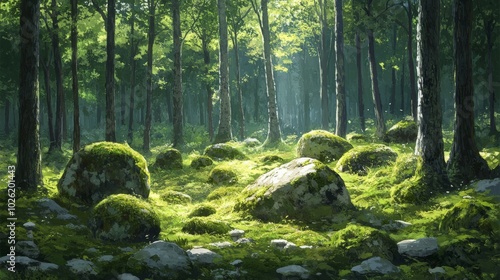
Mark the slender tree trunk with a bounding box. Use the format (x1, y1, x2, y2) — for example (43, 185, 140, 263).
(355, 32, 365, 132)
(172, 0, 183, 148)
(254, 63, 260, 122)
(486, 20, 497, 135)
(302, 45, 310, 132)
(143, 0, 155, 151)
(128, 0, 136, 143)
(105, 0, 116, 142)
(41, 48, 54, 149)
(447, 0, 490, 184)
(319, 0, 329, 130)
(407, 0, 417, 121)
(202, 38, 214, 140)
(71, 0, 80, 152)
(166, 86, 173, 123)
(18, 0, 42, 191)
(367, 29, 386, 138)
(400, 52, 405, 115)
(389, 24, 397, 115)
(233, 31, 245, 140)
(4, 99, 10, 135)
(335, 0, 346, 137)
(51, 0, 63, 150)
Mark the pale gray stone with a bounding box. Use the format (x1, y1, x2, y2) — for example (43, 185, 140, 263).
(117, 273, 140, 280)
(16, 241, 39, 259)
(187, 248, 221, 265)
(37, 198, 69, 215)
(397, 237, 438, 257)
(351, 257, 400, 275)
(66, 259, 98, 276)
(276, 265, 309, 279)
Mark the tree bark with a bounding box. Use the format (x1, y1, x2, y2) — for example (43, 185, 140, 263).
(389, 24, 397, 115)
(202, 37, 214, 140)
(4, 98, 10, 135)
(335, 0, 346, 137)
(51, 0, 63, 150)
(254, 63, 260, 123)
(319, 0, 329, 130)
(128, 0, 136, 143)
(233, 30, 245, 140)
(302, 44, 310, 132)
(105, 0, 116, 142)
(71, 0, 80, 153)
(41, 48, 55, 149)
(355, 32, 365, 132)
(143, 0, 155, 151)
(400, 52, 405, 115)
(172, 0, 183, 148)
(407, 0, 417, 121)
(485, 19, 497, 135)
(447, 0, 490, 184)
(18, 0, 42, 191)
(367, 29, 386, 138)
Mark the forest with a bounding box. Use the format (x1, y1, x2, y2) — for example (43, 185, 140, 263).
(1, 0, 500, 279)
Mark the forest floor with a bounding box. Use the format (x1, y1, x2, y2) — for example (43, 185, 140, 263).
(0, 121, 499, 280)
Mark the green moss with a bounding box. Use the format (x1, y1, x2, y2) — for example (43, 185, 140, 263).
(391, 154, 418, 184)
(160, 190, 192, 204)
(297, 130, 353, 162)
(439, 233, 484, 266)
(207, 187, 241, 201)
(154, 148, 183, 170)
(346, 133, 368, 141)
(208, 166, 238, 185)
(204, 143, 246, 160)
(188, 204, 217, 217)
(181, 217, 231, 235)
(336, 144, 398, 175)
(384, 120, 417, 143)
(90, 194, 161, 242)
(190, 155, 214, 169)
(260, 155, 284, 163)
(439, 200, 496, 234)
(330, 224, 398, 262)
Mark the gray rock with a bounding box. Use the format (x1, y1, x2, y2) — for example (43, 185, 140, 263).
(66, 259, 98, 276)
(474, 178, 500, 199)
(65, 223, 87, 230)
(243, 138, 261, 147)
(117, 273, 140, 280)
(382, 220, 412, 231)
(127, 241, 191, 278)
(97, 255, 114, 263)
(429, 267, 446, 275)
(229, 229, 245, 241)
(284, 242, 298, 251)
(23, 222, 36, 230)
(276, 265, 310, 279)
(85, 248, 99, 254)
(351, 257, 400, 275)
(16, 241, 40, 259)
(230, 259, 243, 267)
(236, 238, 254, 244)
(57, 213, 78, 220)
(271, 239, 289, 249)
(37, 198, 69, 215)
(32, 262, 59, 272)
(120, 247, 134, 252)
(300, 245, 313, 249)
(0, 255, 39, 267)
(397, 237, 438, 257)
(187, 248, 221, 265)
(209, 241, 233, 249)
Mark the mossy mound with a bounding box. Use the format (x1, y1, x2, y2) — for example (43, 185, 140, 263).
(160, 190, 192, 204)
(58, 142, 150, 205)
(208, 166, 238, 185)
(336, 144, 398, 175)
(391, 154, 418, 184)
(181, 218, 231, 235)
(296, 130, 353, 163)
(154, 148, 183, 170)
(203, 143, 246, 161)
(260, 155, 284, 163)
(89, 194, 160, 242)
(347, 133, 367, 141)
(190, 155, 214, 169)
(384, 120, 417, 143)
(188, 204, 217, 217)
(439, 200, 496, 234)
(207, 187, 241, 201)
(330, 224, 399, 262)
(243, 138, 262, 147)
(439, 234, 484, 266)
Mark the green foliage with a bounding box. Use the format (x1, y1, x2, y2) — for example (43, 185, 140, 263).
(296, 130, 353, 162)
(336, 144, 398, 175)
(181, 217, 231, 235)
(160, 190, 192, 204)
(188, 204, 217, 217)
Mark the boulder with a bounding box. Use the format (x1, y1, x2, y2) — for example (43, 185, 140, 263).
(235, 157, 353, 222)
(66, 259, 98, 278)
(351, 257, 400, 275)
(58, 142, 150, 205)
(208, 166, 238, 185)
(188, 204, 217, 217)
(296, 130, 353, 163)
(336, 144, 398, 175)
(16, 241, 40, 259)
(127, 241, 191, 279)
(181, 217, 231, 235)
(89, 194, 161, 242)
(474, 178, 500, 200)
(276, 265, 309, 279)
(117, 273, 140, 280)
(384, 120, 417, 143)
(190, 155, 214, 169)
(186, 248, 221, 265)
(160, 190, 192, 204)
(397, 237, 438, 257)
(439, 199, 495, 234)
(204, 143, 246, 160)
(154, 148, 183, 170)
(243, 138, 261, 147)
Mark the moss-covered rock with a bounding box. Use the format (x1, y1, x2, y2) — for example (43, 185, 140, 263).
(296, 130, 353, 163)
(204, 143, 246, 160)
(260, 155, 284, 163)
(89, 194, 160, 242)
(330, 224, 399, 262)
(243, 138, 262, 147)
(336, 144, 398, 175)
(439, 234, 483, 266)
(155, 148, 183, 170)
(58, 142, 150, 205)
(384, 120, 417, 143)
(188, 204, 217, 217)
(160, 190, 192, 204)
(206, 187, 241, 201)
(208, 166, 238, 185)
(391, 154, 418, 184)
(439, 200, 496, 234)
(347, 133, 367, 142)
(235, 157, 354, 222)
(181, 218, 231, 235)
(190, 155, 214, 169)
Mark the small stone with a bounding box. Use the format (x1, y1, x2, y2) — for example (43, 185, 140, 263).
(86, 248, 99, 253)
(284, 242, 298, 251)
(66, 259, 98, 276)
(209, 241, 232, 249)
(300, 245, 313, 249)
(229, 229, 245, 241)
(16, 241, 40, 259)
(276, 265, 309, 279)
(119, 247, 134, 252)
(23, 222, 36, 230)
(462, 195, 473, 199)
(57, 213, 78, 220)
(429, 267, 446, 274)
(187, 248, 221, 265)
(351, 257, 400, 275)
(97, 255, 114, 263)
(117, 273, 140, 280)
(236, 238, 254, 244)
(37, 198, 69, 215)
(35, 262, 59, 272)
(230, 259, 243, 267)
(270, 239, 288, 249)
(397, 237, 438, 257)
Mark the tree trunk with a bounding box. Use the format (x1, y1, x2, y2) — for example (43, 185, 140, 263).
(51, 0, 63, 150)
(143, 0, 155, 151)
(172, 0, 183, 148)
(319, 0, 329, 130)
(105, 0, 116, 142)
(71, 0, 80, 152)
(41, 47, 55, 149)
(261, 0, 281, 145)
(202, 38, 214, 140)
(447, 0, 490, 184)
(302, 45, 310, 132)
(486, 19, 497, 135)
(18, 0, 42, 191)
(407, 0, 417, 121)
(367, 29, 386, 138)
(4, 98, 10, 135)
(128, 0, 136, 143)
(400, 52, 405, 115)
(254, 63, 260, 123)
(335, 0, 346, 137)
(389, 24, 397, 115)
(166, 86, 173, 123)
(233, 30, 245, 140)
(355, 32, 365, 132)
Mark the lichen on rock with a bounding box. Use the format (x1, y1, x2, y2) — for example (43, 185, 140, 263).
(296, 130, 353, 163)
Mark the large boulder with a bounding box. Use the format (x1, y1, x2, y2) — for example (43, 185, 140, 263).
(58, 142, 150, 205)
(336, 144, 398, 175)
(439, 199, 496, 234)
(89, 194, 161, 242)
(235, 157, 353, 222)
(384, 120, 417, 143)
(397, 237, 438, 257)
(204, 143, 246, 160)
(154, 148, 182, 170)
(296, 130, 353, 163)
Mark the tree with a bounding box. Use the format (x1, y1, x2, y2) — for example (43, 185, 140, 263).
(105, 0, 116, 142)
(143, 0, 157, 151)
(17, 0, 42, 190)
(127, 0, 137, 143)
(318, 0, 329, 130)
(41, 44, 55, 150)
(172, 0, 183, 148)
(353, 2, 365, 132)
(335, 0, 346, 137)
(214, 0, 233, 143)
(71, 0, 80, 152)
(446, 0, 490, 184)
(50, 0, 64, 150)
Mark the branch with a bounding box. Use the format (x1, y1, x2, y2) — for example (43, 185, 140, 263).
(250, 0, 263, 33)
(91, 0, 107, 25)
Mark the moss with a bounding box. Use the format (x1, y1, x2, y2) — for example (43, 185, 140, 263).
(89, 194, 161, 242)
(188, 204, 217, 217)
(208, 166, 238, 185)
(330, 224, 398, 262)
(181, 217, 231, 235)
(439, 200, 495, 234)
(346, 133, 367, 141)
(439, 233, 484, 266)
(384, 120, 417, 143)
(206, 187, 241, 201)
(336, 144, 398, 175)
(204, 143, 246, 160)
(296, 130, 353, 162)
(260, 155, 284, 163)
(160, 190, 192, 204)
(190, 155, 214, 169)
(154, 148, 183, 170)
(391, 154, 418, 184)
